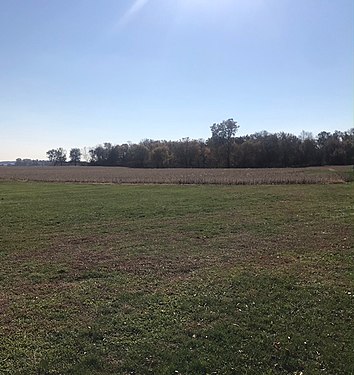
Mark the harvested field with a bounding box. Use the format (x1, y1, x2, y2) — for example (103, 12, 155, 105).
(0, 165, 352, 184)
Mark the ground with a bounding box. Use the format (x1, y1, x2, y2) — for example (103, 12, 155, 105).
(0, 180, 353, 374)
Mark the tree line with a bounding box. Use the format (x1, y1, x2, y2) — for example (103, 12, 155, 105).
(42, 119, 353, 168)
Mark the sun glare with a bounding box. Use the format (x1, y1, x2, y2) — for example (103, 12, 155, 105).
(175, 0, 263, 16)
(177, 0, 233, 11)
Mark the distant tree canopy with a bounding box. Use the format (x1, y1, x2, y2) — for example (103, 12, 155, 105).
(46, 148, 66, 166)
(69, 148, 81, 165)
(45, 121, 354, 168)
(209, 119, 239, 168)
(15, 158, 50, 166)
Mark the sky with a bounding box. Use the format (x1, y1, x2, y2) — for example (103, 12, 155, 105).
(0, 0, 353, 160)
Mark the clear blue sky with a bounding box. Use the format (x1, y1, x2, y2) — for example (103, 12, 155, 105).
(1, 0, 353, 160)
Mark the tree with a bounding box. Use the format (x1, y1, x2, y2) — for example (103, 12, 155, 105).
(69, 148, 81, 166)
(151, 145, 170, 168)
(299, 130, 314, 142)
(46, 148, 66, 166)
(300, 138, 319, 166)
(56, 148, 67, 166)
(342, 129, 354, 165)
(46, 149, 56, 164)
(209, 118, 239, 167)
(89, 145, 107, 164)
(81, 147, 91, 163)
(278, 133, 302, 167)
(127, 144, 149, 167)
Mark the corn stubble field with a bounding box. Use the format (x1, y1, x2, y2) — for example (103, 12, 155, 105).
(0, 165, 353, 374)
(0, 165, 352, 185)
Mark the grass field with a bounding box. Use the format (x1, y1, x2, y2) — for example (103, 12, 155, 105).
(0, 180, 353, 374)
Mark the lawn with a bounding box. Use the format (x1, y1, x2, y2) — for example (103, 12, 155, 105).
(0, 181, 353, 374)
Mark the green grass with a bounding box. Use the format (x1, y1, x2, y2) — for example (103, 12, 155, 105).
(0, 182, 353, 374)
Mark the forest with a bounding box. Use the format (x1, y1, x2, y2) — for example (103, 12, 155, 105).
(16, 119, 354, 168)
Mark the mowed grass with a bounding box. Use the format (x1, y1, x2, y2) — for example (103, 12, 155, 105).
(0, 181, 353, 374)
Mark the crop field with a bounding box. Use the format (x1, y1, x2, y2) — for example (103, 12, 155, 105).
(0, 165, 353, 185)
(0, 177, 353, 374)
